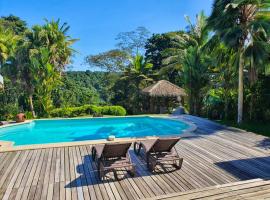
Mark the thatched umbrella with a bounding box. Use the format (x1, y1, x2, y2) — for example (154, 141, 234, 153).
(142, 80, 186, 97)
(142, 80, 187, 113)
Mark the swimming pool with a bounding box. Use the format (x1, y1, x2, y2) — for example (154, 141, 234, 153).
(0, 117, 191, 146)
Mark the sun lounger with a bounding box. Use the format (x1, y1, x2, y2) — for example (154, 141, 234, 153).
(134, 137, 183, 172)
(92, 142, 135, 180)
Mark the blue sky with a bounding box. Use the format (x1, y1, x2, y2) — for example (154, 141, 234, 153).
(0, 0, 213, 71)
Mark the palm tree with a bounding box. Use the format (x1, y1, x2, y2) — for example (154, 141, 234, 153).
(245, 24, 270, 120)
(15, 20, 76, 117)
(162, 11, 210, 115)
(208, 0, 270, 123)
(184, 12, 211, 115)
(42, 19, 77, 71)
(208, 37, 238, 119)
(0, 27, 18, 66)
(182, 46, 210, 115)
(122, 54, 153, 85)
(0, 27, 19, 90)
(114, 54, 153, 114)
(157, 31, 186, 83)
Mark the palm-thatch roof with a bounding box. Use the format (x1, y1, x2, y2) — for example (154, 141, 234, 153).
(142, 80, 187, 97)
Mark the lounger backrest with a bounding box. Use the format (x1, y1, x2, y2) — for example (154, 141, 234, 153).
(152, 137, 180, 152)
(102, 142, 132, 158)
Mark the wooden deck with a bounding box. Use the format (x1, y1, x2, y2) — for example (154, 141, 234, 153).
(148, 179, 270, 199)
(0, 115, 270, 200)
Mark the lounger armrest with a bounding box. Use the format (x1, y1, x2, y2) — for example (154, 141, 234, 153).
(141, 139, 157, 153)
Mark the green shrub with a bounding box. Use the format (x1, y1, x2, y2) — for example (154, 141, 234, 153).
(49, 108, 64, 117)
(102, 106, 126, 116)
(49, 105, 126, 118)
(25, 111, 34, 119)
(0, 104, 19, 121)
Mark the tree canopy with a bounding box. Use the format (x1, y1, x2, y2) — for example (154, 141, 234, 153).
(1, 6, 270, 124)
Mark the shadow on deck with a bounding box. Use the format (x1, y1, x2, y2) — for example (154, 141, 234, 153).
(215, 156, 270, 180)
(65, 150, 181, 188)
(256, 138, 270, 150)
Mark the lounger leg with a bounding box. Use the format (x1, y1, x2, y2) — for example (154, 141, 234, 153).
(150, 160, 156, 172)
(113, 170, 118, 180)
(146, 153, 150, 169)
(99, 162, 105, 181)
(147, 154, 156, 172)
(128, 165, 135, 177)
(173, 158, 183, 169)
(134, 142, 141, 155)
(91, 147, 96, 161)
(178, 158, 183, 169)
(97, 160, 101, 177)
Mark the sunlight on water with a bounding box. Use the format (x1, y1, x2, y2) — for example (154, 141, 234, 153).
(0, 117, 189, 146)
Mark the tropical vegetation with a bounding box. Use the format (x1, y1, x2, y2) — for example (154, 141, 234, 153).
(0, 0, 270, 127)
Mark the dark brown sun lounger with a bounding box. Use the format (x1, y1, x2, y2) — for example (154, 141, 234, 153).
(134, 137, 183, 172)
(92, 142, 135, 180)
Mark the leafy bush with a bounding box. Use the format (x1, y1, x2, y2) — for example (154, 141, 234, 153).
(101, 106, 126, 116)
(49, 105, 126, 118)
(25, 111, 34, 119)
(0, 104, 19, 121)
(82, 105, 102, 115)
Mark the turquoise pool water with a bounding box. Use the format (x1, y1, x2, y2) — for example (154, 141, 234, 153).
(0, 117, 190, 146)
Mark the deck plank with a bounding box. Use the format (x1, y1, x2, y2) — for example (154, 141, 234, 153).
(1, 151, 30, 200)
(148, 179, 270, 200)
(1, 115, 270, 200)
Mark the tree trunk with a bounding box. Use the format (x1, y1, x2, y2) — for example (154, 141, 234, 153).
(224, 97, 229, 120)
(237, 50, 244, 124)
(189, 93, 194, 115)
(29, 95, 36, 118)
(249, 55, 257, 121)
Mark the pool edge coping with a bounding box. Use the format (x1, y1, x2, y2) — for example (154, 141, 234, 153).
(0, 115, 197, 152)
(0, 120, 33, 129)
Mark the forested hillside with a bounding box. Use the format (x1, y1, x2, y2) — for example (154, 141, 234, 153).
(0, 70, 119, 120)
(52, 71, 117, 107)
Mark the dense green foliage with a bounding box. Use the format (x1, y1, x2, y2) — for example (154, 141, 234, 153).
(49, 105, 126, 118)
(111, 54, 154, 114)
(217, 120, 270, 137)
(208, 0, 270, 123)
(52, 71, 118, 107)
(1, 0, 270, 125)
(0, 16, 77, 119)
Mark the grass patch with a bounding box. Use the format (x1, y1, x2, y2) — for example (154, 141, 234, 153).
(216, 120, 270, 137)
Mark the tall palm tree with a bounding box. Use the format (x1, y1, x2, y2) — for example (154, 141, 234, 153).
(162, 11, 210, 115)
(184, 12, 211, 115)
(42, 19, 77, 71)
(0, 27, 18, 66)
(182, 46, 210, 115)
(208, 0, 270, 123)
(16, 20, 76, 117)
(208, 36, 238, 119)
(26, 20, 77, 72)
(245, 23, 270, 120)
(0, 27, 19, 90)
(115, 54, 153, 114)
(157, 31, 186, 83)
